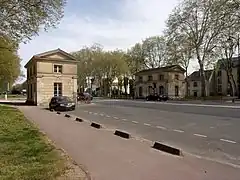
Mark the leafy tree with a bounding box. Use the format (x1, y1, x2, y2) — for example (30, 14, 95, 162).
(126, 43, 146, 77)
(165, 32, 193, 96)
(142, 36, 166, 68)
(0, 0, 66, 43)
(0, 35, 21, 88)
(166, 0, 240, 97)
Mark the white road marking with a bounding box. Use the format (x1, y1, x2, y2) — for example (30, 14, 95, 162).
(84, 110, 88, 113)
(100, 114, 104, 116)
(94, 113, 98, 115)
(194, 133, 207, 138)
(106, 115, 110, 118)
(220, 139, 237, 144)
(173, 129, 184, 133)
(132, 121, 139, 124)
(122, 118, 127, 121)
(156, 126, 167, 130)
(114, 117, 119, 119)
(144, 123, 151, 126)
(89, 112, 92, 114)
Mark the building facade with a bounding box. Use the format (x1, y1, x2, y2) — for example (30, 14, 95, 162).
(187, 70, 214, 97)
(24, 49, 78, 105)
(135, 65, 186, 99)
(188, 57, 240, 97)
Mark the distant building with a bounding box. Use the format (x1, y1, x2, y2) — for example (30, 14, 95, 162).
(187, 70, 214, 97)
(134, 65, 186, 99)
(187, 56, 240, 97)
(24, 49, 78, 105)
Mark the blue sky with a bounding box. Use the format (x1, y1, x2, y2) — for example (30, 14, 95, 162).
(18, 0, 197, 81)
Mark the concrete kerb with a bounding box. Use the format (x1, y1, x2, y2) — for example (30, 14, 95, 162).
(75, 117, 83, 122)
(152, 141, 182, 156)
(56, 111, 61, 115)
(90, 122, 102, 129)
(65, 114, 71, 118)
(114, 130, 131, 139)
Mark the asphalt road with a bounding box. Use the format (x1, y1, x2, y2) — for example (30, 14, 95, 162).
(70, 99, 240, 166)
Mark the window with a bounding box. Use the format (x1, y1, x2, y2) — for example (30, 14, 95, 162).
(139, 76, 143, 82)
(175, 86, 179, 96)
(217, 85, 222, 93)
(159, 86, 164, 95)
(54, 65, 63, 73)
(175, 74, 179, 80)
(54, 83, 63, 96)
(217, 71, 222, 77)
(159, 74, 164, 81)
(193, 81, 198, 87)
(148, 86, 153, 94)
(148, 75, 153, 81)
(217, 78, 222, 84)
(193, 91, 198, 97)
(139, 87, 143, 96)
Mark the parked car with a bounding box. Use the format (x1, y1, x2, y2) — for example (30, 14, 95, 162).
(49, 96, 75, 111)
(77, 92, 93, 101)
(146, 94, 168, 101)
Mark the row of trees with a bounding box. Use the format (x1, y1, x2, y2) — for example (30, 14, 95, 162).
(0, 0, 66, 91)
(73, 0, 240, 97)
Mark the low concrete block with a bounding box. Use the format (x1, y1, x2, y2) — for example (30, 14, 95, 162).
(91, 122, 101, 129)
(114, 130, 130, 139)
(65, 114, 71, 118)
(76, 117, 83, 122)
(152, 141, 181, 156)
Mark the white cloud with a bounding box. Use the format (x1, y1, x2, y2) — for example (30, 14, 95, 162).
(19, 0, 197, 75)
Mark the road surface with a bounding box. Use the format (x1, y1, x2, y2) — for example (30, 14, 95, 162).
(70, 99, 240, 166)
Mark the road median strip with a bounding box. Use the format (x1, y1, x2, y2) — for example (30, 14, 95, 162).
(91, 122, 102, 129)
(114, 130, 131, 139)
(152, 141, 182, 156)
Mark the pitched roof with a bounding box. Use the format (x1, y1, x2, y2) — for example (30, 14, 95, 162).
(24, 48, 77, 68)
(135, 65, 185, 75)
(188, 70, 213, 81)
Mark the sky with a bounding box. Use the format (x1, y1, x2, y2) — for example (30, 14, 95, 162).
(18, 0, 197, 81)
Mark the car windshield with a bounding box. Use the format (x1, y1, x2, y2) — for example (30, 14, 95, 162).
(58, 96, 72, 102)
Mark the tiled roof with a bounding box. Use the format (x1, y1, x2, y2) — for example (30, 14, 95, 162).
(135, 65, 185, 75)
(188, 70, 213, 81)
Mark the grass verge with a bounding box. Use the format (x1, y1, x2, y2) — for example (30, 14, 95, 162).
(0, 105, 66, 180)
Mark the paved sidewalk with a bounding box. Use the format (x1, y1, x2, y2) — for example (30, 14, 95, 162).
(19, 106, 240, 180)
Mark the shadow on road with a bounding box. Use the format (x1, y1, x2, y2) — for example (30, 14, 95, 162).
(0, 101, 36, 106)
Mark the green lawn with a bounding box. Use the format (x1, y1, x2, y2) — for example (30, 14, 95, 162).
(0, 94, 26, 99)
(0, 105, 66, 180)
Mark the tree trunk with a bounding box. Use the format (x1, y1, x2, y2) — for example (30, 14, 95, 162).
(199, 63, 206, 97)
(185, 70, 189, 97)
(230, 74, 238, 96)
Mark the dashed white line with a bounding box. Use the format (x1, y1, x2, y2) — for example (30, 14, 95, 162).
(100, 114, 104, 116)
(132, 121, 139, 124)
(194, 133, 207, 138)
(220, 139, 237, 144)
(156, 126, 167, 130)
(94, 113, 98, 115)
(89, 112, 92, 114)
(122, 118, 127, 121)
(84, 110, 88, 113)
(144, 123, 151, 126)
(106, 115, 110, 118)
(114, 117, 119, 119)
(173, 129, 184, 133)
